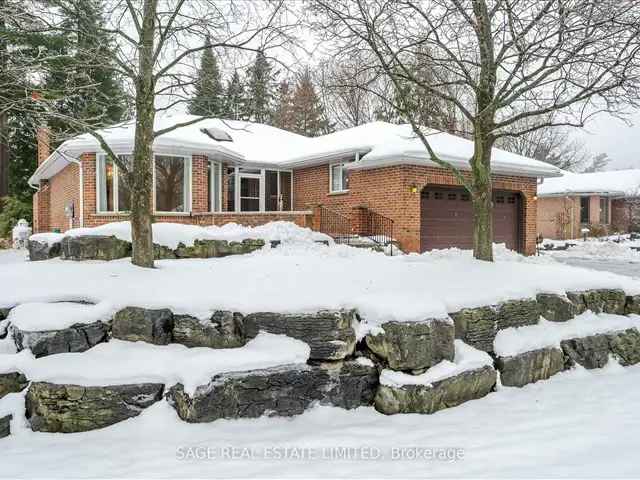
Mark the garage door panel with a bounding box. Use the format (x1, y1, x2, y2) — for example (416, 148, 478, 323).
(421, 188, 519, 252)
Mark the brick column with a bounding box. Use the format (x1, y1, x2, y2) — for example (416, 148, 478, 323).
(191, 155, 209, 214)
(312, 204, 323, 231)
(34, 180, 50, 233)
(350, 205, 368, 236)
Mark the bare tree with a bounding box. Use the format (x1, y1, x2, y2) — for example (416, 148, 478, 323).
(497, 114, 594, 171)
(312, 0, 640, 260)
(11, 0, 292, 267)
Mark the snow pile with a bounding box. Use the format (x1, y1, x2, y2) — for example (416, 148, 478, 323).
(494, 312, 640, 357)
(379, 340, 493, 387)
(41, 221, 330, 250)
(6, 302, 113, 331)
(544, 240, 640, 262)
(0, 333, 309, 395)
(205, 221, 331, 243)
(28, 232, 64, 246)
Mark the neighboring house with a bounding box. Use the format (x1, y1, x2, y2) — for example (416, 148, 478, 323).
(30, 116, 560, 254)
(537, 169, 640, 239)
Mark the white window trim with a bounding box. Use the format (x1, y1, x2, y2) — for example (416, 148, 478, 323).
(329, 162, 349, 194)
(232, 167, 294, 213)
(153, 154, 192, 215)
(209, 161, 223, 213)
(96, 154, 130, 214)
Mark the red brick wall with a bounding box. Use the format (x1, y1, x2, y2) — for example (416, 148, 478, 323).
(32, 163, 80, 233)
(294, 164, 538, 254)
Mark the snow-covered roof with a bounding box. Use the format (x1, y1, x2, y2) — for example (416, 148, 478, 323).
(285, 122, 561, 177)
(538, 169, 640, 198)
(29, 116, 561, 186)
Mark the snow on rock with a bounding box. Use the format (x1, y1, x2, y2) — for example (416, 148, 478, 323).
(7, 302, 114, 332)
(0, 333, 310, 395)
(28, 232, 64, 246)
(379, 340, 493, 387)
(494, 312, 640, 357)
(57, 221, 330, 250)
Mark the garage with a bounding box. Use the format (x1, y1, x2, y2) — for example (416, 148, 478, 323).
(420, 187, 521, 252)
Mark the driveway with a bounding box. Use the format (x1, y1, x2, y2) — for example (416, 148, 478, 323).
(545, 255, 640, 278)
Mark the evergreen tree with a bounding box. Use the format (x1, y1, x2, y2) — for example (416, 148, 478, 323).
(246, 51, 275, 123)
(290, 69, 331, 136)
(46, 0, 127, 134)
(7, 112, 37, 203)
(188, 36, 224, 116)
(272, 80, 295, 131)
(222, 70, 247, 120)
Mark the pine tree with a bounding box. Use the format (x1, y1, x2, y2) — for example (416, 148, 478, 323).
(290, 69, 331, 136)
(246, 51, 275, 123)
(272, 80, 295, 131)
(46, 0, 127, 134)
(222, 71, 246, 120)
(188, 36, 224, 116)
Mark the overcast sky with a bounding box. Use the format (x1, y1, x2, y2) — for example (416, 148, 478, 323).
(573, 110, 640, 171)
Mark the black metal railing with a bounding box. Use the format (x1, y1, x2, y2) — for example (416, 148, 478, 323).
(318, 206, 353, 245)
(361, 208, 394, 255)
(317, 206, 395, 254)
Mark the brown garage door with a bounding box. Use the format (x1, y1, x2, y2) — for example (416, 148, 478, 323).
(420, 187, 520, 252)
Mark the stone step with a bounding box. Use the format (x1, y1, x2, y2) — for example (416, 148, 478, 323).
(167, 360, 378, 423)
(0, 414, 11, 439)
(374, 365, 496, 415)
(26, 382, 164, 433)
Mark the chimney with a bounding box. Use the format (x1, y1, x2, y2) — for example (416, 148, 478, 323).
(36, 127, 51, 165)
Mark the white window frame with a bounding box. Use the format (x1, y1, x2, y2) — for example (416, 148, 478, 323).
(153, 154, 192, 214)
(209, 161, 223, 213)
(96, 154, 130, 213)
(265, 169, 294, 212)
(329, 154, 358, 194)
(231, 166, 294, 213)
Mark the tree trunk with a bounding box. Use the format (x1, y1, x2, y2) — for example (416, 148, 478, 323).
(0, 0, 9, 204)
(471, 130, 494, 261)
(130, 0, 157, 268)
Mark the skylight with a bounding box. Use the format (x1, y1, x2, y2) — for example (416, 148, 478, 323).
(201, 127, 233, 142)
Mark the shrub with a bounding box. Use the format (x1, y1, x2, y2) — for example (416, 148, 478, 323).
(0, 196, 33, 239)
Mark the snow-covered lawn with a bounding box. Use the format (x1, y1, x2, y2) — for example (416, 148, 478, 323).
(1, 364, 639, 478)
(2, 241, 640, 327)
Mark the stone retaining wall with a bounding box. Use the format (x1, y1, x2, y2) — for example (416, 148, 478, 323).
(2, 287, 640, 437)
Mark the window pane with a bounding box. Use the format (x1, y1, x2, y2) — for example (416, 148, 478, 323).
(99, 157, 115, 212)
(331, 165, 342, 191)
(155, 155, 185, 212)
(227, 168, 235, 211)
(240, 177, 260, 197)
(341, 165, 349, 191)
(209, 162, 220, 212)
(280, 171, 292, 211)
(580, 197, 590, 223)
(265, 170, 279, 211)
(117, 155, 131, 212)
(241, 198, 260, 211)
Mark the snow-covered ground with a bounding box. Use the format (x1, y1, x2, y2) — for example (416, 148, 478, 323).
(1, 364, 639, 478)
(1, 240, 639, 328)
(540, 237, 640, 278)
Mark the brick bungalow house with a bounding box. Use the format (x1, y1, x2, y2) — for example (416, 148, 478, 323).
(29, 115, 560, 254)
(537, 169, 640, 240)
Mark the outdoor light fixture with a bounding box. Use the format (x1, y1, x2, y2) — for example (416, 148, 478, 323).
(410, 185, 418, 194)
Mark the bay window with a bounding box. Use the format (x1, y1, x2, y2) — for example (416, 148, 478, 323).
(97, 154, 131, 213)
(154, 155, 191, 213)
